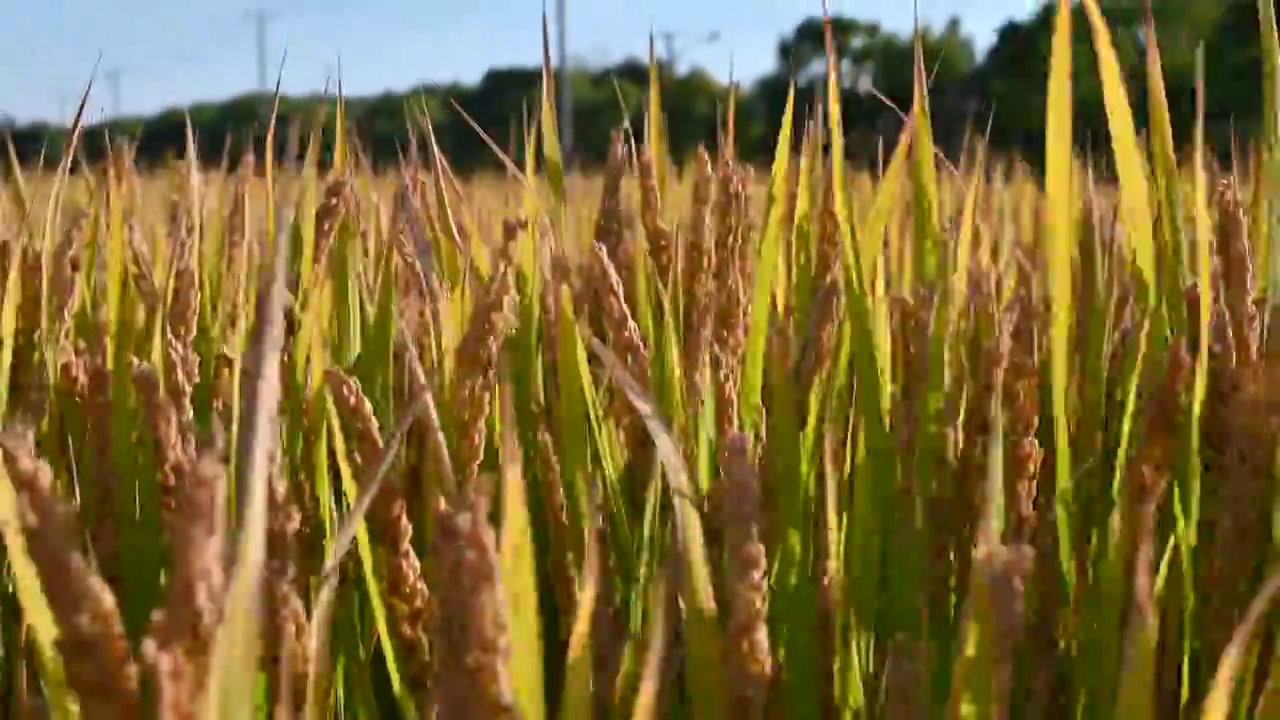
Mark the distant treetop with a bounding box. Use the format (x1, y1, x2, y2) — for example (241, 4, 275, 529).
(0, 7, 1267, 173)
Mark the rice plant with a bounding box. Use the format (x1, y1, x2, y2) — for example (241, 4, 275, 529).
(0, 1, 1278, 718)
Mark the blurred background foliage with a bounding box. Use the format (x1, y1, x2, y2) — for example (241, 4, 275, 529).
(0, 3, 1269, 173)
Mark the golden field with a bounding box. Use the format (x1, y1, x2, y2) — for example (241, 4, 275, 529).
(0, 3, 1279, 719)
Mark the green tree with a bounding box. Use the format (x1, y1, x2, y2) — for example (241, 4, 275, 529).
(975, 3, 1144, 165)
(0, 8, 1273, 176)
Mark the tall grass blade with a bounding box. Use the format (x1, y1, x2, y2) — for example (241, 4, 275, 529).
(627, 563, 668, 720)
(497, 371, 547, 720)
(1044, 0, 1078, 603)
(204, 200, 292, 720)
(1142, 8, 1187, 326)
(590, 337, 726, 720)
(325, 399, 414, 718)
(741, 80, 795, 436)
(1257, 0, 1280, 305)
(909, 24, 942, 286)
(646, 34, 670, 198)
(0, 242, 72, 718)
(947, 383, 1006, 717)
(1079, 7, 1162, 710)
(558, 527, 601, 720)
(1080, 0, 1156, 306)
(1201, 569, 1280, 720)
(541, 11, 566, 206)
(1190, 43, 1212, 555)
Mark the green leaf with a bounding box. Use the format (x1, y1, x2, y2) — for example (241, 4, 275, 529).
(324, 398, 415, 719)
(1142, 10, 1188, 331)
(0, 240, 73, 720)
(1201, 570, 1280, 720)
(203, 202, 292, 720)
(909, 29, 942, 288)
(646, 35, 670, 199)
(540, 12, 566, 207)
(1080, 0, 1157, 308)
(1044, 0, 1078, 606)
(590, 337, 726, 720)
(948, 400, 1008, 718)
(740, 80, 795, 436)
(1258, 0, 1280, 305)
(558, 534, 600, 720)
(496, 378, 547, 720)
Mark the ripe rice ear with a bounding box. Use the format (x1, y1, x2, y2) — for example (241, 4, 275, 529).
(0, 430, 140, 720)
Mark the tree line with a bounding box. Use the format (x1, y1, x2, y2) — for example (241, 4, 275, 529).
(2, 2, 1272, 174)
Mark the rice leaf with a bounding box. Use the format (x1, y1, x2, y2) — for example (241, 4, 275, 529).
(947, 389, 1006, 718)
(540, 12, 566, 206)
(1044, 0, 1078, 604)
(1201, 569, 1280, 720)
(558, 528, 601, 720)
(324, 399, 415, 719)
(0, 239, 73, 718)
(204, 199, 292, 720)
(740, 79, 795, 435)
(909, 26, 942, 287)
(1142, 8, 1187, 330)
(590, 336, 726, 720)
(645, 34, 670, 198)
(496, 373, 547, 720)
(1080, 0, 1156, 307)
(1258, 0, 1280, 304)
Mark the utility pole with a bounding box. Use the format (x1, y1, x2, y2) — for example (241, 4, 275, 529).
(555, 0, 573, 163)
(54, 92, 69, 123)
(659, 32, 677, 72)
(245, 8, 279, 92)
(104, 67, 125, 118)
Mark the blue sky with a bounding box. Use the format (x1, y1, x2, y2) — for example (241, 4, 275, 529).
(0, 0, 1034, 124)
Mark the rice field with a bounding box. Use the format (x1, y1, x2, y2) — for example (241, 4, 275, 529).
(0, 1, 1278, 718)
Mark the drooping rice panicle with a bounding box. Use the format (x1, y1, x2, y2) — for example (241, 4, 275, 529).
(638, 148, 676, 290)
(450, 220, 518, 500)
(0, 430, 141, 720)
(589, 238, 651, 444)
(426, 491, 517, 719)
(681, 146, 716, 424)
(263, 449, 310, 719)
(717, 432, 771, 718)
(323, 368, 433, 700)
(141, 449, 228, 720)
(533, 412, 577, 628)
(1003, 285, 1042, 547)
